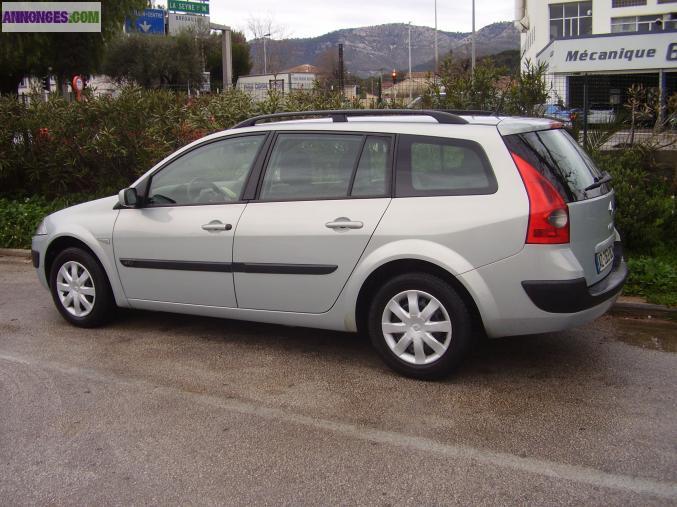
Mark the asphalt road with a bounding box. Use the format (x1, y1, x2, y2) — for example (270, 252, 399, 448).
(1, 256, 676, 505)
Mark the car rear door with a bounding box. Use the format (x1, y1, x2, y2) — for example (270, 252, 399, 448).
(503, 128, 616, 286)
(233, 131, 392, 313)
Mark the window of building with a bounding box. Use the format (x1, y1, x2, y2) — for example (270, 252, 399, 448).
(612, 15, 657, 32)
(549, 2, 592, 40)
(657, 0, 677, 4)
(611, 13, 677, 32)
(612, 0, 646, 6)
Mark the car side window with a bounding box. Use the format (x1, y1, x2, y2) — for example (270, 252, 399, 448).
(351, 136, 390, 197)
(396, 135, 497, 197)
(147, 135, 265, 206)
(260, 133, 363, 200)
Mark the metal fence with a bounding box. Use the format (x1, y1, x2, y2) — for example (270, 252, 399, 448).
(235, 71, 677, 149)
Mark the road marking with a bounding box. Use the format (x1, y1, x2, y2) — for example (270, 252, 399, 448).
(1, 351, 676, 500)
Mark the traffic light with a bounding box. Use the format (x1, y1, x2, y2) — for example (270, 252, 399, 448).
(42, 76, 50, 92)
(391, 70, 398, 85)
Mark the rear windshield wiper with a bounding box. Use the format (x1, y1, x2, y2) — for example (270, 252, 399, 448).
(584, 171, 612, 191)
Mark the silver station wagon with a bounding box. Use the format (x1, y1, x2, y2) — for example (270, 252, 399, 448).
(32, 110, 627, 379)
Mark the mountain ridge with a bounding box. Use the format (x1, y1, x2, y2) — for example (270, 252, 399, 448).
(249, 21, 520, 76)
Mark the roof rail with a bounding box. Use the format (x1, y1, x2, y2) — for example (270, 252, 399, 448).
(436, 109, 501, 117)
(231, 109, 469, 129)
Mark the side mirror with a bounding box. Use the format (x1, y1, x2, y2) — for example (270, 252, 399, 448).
(118, 188, 138, 208)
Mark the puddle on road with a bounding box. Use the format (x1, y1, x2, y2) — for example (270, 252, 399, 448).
(612, 317, 677, 353)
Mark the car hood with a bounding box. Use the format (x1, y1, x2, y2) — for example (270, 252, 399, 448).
(44, 195, 119, 235)
(49, 195, 118, 220)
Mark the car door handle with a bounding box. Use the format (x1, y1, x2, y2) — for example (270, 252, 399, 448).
(325, 217, 364, 230)
(201, 220, 232, 232)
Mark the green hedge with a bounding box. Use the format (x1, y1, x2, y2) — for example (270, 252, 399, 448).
(0, 196, 92, 249)
(592, 147, 675, 254)
(0, 87, 360, 199)
(626, 252, 677, 307)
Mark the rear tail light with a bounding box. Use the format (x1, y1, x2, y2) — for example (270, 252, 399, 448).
(511, 152, 570, 244)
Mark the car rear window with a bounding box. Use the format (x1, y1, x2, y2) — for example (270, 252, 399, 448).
(503, 129, 609, 202)
(396, 135, 497, 197)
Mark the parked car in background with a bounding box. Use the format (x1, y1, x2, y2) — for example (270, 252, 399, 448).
(543, 104, 578, 126)
(587, 104, 617, 124)
(31, 110, 626, 379)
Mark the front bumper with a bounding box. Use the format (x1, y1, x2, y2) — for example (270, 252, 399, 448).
(521, 242, 627, 314)
(31, 235, 49, 290)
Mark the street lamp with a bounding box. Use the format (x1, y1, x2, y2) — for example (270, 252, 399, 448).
(471, 0, 476, 77)
(262, 33, 271, 74)
(434, 0, 438, 74)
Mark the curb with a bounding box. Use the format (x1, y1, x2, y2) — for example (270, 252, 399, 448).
(0, 248, 674, 318)
(0, 248, 30, 258)
(610, 299, 676, 319)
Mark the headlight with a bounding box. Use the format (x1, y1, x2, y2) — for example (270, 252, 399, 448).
(35, 219, 47, 236)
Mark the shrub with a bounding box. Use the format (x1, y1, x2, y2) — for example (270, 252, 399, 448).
(592, 147, 675, 254)
(625, 252, 677, 307)
(0, 86, 361, 199)
(0, 195, 92, 249)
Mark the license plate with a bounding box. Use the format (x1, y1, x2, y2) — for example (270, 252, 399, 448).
(595, 246, 614, 274)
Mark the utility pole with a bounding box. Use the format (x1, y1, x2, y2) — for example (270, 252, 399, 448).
(263, 33, 271, 74)
(338, 43, 345, 98)
(408, 22, 413, 102)
(471, 0, 476, 77)
(434, 0, 439, 75)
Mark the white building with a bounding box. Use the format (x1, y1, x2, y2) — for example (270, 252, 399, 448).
(515, 0, 677, 109)
(236, 71, 318, 101)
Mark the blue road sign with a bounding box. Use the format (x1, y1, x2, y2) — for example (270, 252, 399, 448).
(125, 8, 165, 35)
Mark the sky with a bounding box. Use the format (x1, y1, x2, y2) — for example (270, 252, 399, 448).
(156, 0, 515, 39)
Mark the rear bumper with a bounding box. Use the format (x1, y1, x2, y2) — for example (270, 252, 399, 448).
(521, 242, 627, 314)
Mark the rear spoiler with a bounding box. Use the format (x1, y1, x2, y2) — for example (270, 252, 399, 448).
(497, 118, 564, 136)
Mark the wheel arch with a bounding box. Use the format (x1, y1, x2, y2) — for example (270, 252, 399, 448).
(43, 234, 128, 307)
(44, 236, 98, 281)
(355, 258, 485, 338)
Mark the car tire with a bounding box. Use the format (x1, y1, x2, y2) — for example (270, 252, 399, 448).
(367, 273, 472, 380)
(49, 247, 115, 328)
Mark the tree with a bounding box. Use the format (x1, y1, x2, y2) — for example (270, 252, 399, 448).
(0, 0, 147, 94)
(314, 48, 340, 80)
(246, 15, 291, 74)
(204, 31, 253, 88)
(103, 33, 205, 89)
(504, 60, 551, 116)
(431, 52, 506, 111)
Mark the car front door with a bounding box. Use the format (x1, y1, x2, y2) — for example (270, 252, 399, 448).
(233, 132, 392, 313)
(113, 133, 267, 307)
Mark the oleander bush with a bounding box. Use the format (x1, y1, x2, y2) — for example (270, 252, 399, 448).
(0, 86, 356, 199)
(592, 147, 675, 254)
